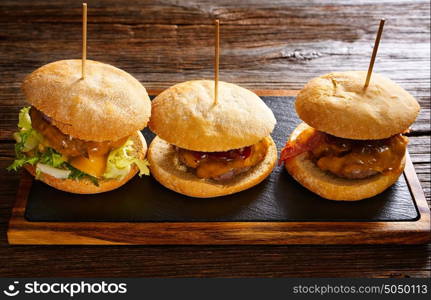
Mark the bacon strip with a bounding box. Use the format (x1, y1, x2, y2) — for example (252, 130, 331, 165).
(278, 130, 325, 165)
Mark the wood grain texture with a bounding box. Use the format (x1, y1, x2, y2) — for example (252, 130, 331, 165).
(0, 0, 430, 277)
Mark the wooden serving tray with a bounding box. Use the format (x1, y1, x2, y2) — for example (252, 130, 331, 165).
(7, 90, 430, 245)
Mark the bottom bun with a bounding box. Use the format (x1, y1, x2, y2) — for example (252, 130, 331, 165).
(284, 123, 406, 201)
(25, 131, 147, 194)
(148, 136, 277, 198)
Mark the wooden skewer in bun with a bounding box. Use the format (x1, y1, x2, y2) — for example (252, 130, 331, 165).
(364, 18, 385, 89)
(214, 19, 220, 104)
(81, 3, 88, 79)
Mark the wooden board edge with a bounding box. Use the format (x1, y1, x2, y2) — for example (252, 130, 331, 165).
(7, 218, 430, 245)
(147, 89, 299, 97)
(403, 151, 430, 239)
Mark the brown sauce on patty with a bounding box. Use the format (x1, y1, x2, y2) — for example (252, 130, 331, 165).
(30, 107, 127, 158)
(280, 127, 408, 179)
(176, 138, 269, 180)
(311, 132, 408, 179)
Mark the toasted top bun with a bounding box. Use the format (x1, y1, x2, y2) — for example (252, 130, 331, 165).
(25, 131, 147, 194)
(149, 80, 276, 151)
(22, 59, 151, 142)
(296, 71, 420, 140)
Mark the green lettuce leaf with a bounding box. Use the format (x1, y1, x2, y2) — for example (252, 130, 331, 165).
(7, 155, 39, 171)
(8, 107, 99, 186)
(8, 107, 43, 171)
(18, 106, 32, 130)
(66, 164, 99, 186)
(12, 107, 43, 153)
(39, 147, 66, 168)
(104, 139, 150, 179)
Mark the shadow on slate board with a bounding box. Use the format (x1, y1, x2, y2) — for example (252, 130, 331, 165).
(25, 96, 419, 222)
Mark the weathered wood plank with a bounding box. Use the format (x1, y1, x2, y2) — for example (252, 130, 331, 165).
(0, 0, 429, 277)
(0, 1, 429, 92)
(0, 244, 429, 277)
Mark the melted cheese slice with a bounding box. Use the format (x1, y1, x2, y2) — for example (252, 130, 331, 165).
(70, 154, 107, 178)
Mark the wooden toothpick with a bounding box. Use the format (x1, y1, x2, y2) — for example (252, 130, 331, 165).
(81, 3, 88, 79)
(364, 18, 385, 89)
(214, 19, 220, 104)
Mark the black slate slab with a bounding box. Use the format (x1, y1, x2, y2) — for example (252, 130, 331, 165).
(25, 96, 418, 222)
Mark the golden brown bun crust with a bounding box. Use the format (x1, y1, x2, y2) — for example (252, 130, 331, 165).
(25, 131, 147, 194)
(149, 80, 276, 151)
(296, 71, 420, 140)
(284, 123, 406, 201)
(22, 60, 151, 142)
(148, 136, 277, 198)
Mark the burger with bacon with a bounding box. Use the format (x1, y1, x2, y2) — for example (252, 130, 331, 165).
(148, 80, 277, 198)
(8, 60, 151, 194)
(279, 71, 420, 201)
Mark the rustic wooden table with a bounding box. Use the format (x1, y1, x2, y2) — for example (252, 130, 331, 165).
(0, 0, 429, 277)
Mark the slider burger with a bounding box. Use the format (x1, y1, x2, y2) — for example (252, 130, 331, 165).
(8, 60, 151, 194)
(279, 71, 420, 201)
(148, 80, 277, 198)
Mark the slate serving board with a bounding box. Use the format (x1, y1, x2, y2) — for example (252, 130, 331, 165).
(24, 96, 418, 223)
